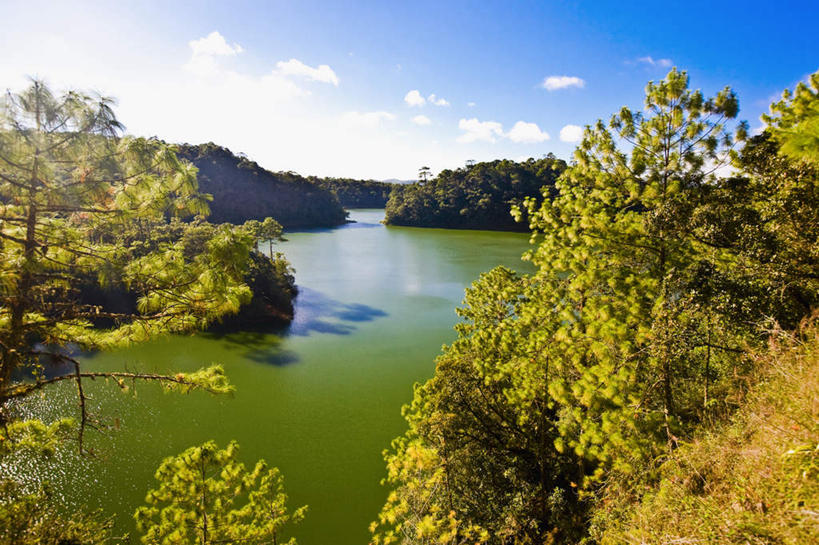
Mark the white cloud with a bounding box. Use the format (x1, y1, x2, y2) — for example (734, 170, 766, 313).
(637, 56, 672, 67)
(457, 118, 504, 143)
(190, 31, 243, 57)
(275, 58, 339, 86)
(541, 75, 585, 91)
(412, 115, 432, 126)
(506, 121, 550, 143)
(184, 31, 244, 76)
(559, 124, 584, 143)
(404, 90, 426, 106)
(405, 90, 449, 107)
(467, 102, 476, 107)
(340, 110, 396, 128)
(428, 93, 449, 106)
(0, 16, 519, 179)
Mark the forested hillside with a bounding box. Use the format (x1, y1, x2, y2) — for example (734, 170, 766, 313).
(311, 177, 395, 208)
(384, 156, 566, 231)
(177, 143, 348, 228)
(594, 318, 818, 544)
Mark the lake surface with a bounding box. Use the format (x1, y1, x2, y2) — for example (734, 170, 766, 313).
(19, 209, 534, 544)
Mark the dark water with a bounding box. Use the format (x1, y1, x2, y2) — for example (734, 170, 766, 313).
(17, 209, 533, 544)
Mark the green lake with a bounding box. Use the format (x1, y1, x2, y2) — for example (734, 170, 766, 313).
(17, 209, 534, 545)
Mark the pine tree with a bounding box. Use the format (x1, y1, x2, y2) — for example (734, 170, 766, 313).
(0, 79, 252, 451)
(764, 70, 819, 164)
(516, 68, 750, 471)
(135, 441, 306, 545)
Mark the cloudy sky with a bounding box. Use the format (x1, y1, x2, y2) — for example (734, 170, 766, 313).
(2, 0, 817, 179)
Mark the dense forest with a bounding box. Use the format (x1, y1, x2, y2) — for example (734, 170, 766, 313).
(384, 156, 566, 230)
(177, 143, 348, 228)
(311, 177, 395, 208)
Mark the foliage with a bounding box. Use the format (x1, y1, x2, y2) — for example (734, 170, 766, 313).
(0, 417, 73, 457)
(177, 143, 348, 228)
(374, 68, 819, 544)
(311, 177, 395, 208)
(518, 67, 750, 474)
(134, 440, 306, 545)
(384, 156, 566, 231)
(720, 131, 819, 325)
(593, 317, 819, 544)
(84, 216, 297, 328)
(372, 267, 587, 545)
(764, 70, 819, 164)
(0, 80, 255, 453)
(0, 479, 119, 545)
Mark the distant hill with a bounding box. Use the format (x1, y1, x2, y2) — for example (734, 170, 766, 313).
(381, 178, 417, 185)
(384, 155, 567, 231)
(177, 143, 347, 229)
(310, 177, 396, 208)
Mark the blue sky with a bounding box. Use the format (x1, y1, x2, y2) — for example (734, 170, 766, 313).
(2, 0, 817, 179)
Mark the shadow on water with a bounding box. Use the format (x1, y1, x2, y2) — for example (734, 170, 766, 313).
(285, 287, 387, 337)
(12, 344, 77, 382)
(202, 329, 301, 367)
(201, 288, 387, 364)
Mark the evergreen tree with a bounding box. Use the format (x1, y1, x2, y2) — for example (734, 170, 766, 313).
(0, 79, 251, 449)
(519, 68, 749, 470)
(764, 70, 819, 164)
(135, 441, 306, 545)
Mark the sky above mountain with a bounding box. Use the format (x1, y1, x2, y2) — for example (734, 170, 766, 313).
(2, 0, 817, 179)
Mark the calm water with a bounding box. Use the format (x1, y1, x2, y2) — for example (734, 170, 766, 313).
(21, 209, 533, 545)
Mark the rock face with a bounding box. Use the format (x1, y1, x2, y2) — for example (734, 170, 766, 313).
(177, 143, 348, 228)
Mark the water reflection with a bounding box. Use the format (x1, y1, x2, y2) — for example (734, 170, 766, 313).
(338, 220, 381, 230)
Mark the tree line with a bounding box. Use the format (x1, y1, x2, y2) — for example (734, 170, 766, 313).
(310, 177, 395, 208)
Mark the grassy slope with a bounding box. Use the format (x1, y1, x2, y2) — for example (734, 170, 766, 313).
(593, 321, 819, 544)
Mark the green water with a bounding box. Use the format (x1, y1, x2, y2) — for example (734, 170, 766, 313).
(22, 209, 534, 545)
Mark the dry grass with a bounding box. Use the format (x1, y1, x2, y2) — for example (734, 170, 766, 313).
(595, 319, 819, 545)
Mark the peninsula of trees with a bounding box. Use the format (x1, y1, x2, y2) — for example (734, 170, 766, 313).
(384, 156, 566, 230)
